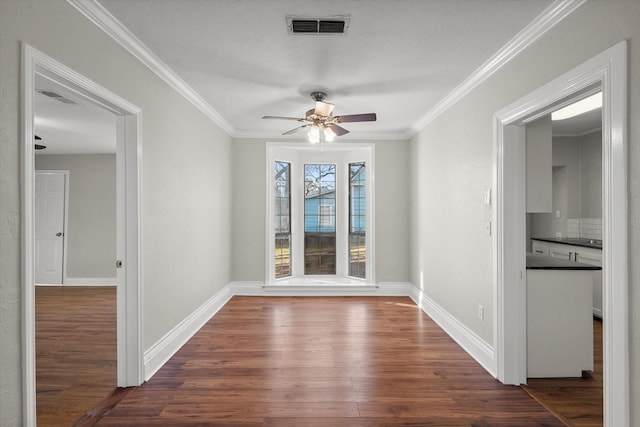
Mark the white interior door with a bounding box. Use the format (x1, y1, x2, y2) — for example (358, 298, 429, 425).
(35, 171, 67, 284)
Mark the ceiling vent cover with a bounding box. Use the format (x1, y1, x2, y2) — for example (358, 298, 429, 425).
(287, 16, 350, 35)
(36, 89, 77, 104)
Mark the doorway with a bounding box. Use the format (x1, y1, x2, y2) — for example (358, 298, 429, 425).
(523, 100, 604, 424)
(33, 70, 121, 424)
(494, 41, 629, 426)
(21, 44, 143, 426)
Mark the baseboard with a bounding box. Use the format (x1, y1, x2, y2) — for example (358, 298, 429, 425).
(143, 284, 233, 380)
(231, 281, 410, 296)
(64, 277, 117, 285)
(407, 283, 496, 377)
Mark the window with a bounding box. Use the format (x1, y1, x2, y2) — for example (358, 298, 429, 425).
(304, 164, 336, 275)
(349, 162, 366, 278)
(267, 144, 373, 284)
(274, 161, 291, 278)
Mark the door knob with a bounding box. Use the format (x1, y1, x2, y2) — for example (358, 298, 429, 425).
(56, 232, 63, 237)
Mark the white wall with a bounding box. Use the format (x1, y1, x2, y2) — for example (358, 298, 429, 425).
(36, 154, 116, 279)
(0, 1, 233, 424)
(409, 3, 639, 424)
(231, 138, 409, 284)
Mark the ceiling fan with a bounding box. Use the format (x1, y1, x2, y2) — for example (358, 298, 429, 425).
(263, 92, 376, 142)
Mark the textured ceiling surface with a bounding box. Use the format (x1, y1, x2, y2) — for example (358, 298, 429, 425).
(34, 74, 117, 155)
(36, 0, 597, 153)
(96, 0, 554, 139)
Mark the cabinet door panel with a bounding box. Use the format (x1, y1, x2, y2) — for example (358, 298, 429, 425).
(531, 241, 549, 255)
(549, 246, 573, 260)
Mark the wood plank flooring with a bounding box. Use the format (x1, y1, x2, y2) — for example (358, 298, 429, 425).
(523, 318, 603, 426)
(36, 286, 117, 427)
(97, 296, 565, 426)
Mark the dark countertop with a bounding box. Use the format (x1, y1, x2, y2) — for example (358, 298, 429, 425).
(531, 237, 602, 250)
(526, 253, 602, 270)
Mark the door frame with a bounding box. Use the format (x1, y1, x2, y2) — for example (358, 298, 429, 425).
(494, 41, 628, 426)
(34, 170, 70, 285)
(21, 44, 144, 426)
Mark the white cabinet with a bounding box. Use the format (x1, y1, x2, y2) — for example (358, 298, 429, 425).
(530, 239, 603, 318)
(526, 116, 552, 213)
(531, 241, 549, 256)
(575, 251, 603, 319)
(549, 245, 573, 260)
(527, 269, 594, 377)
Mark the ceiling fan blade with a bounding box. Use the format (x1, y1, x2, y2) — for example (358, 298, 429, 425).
(262, 115, 305, 121)
(335, 113, 377, 123)
(314, 101, 334, 117)
(282, 124, 310, 135)
(326, 123, 350, 136)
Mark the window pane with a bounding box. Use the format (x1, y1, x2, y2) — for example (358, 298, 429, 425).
(275, 161, 291, 278)
(304, 164, 336, 274)
(349, 162, 366, 278)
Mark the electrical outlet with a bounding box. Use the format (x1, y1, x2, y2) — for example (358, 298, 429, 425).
(478, 305, 484, 321)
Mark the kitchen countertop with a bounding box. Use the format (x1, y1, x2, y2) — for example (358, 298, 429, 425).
(531, 236, 602, 250)
(526, 253, 602, 270)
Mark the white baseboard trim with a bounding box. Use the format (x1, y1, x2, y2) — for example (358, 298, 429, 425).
(143, 284, 233, 381)
(230, 281, 410, 296)
(63, 277, 117, 285)
(407, 283, 496, 377)
(143, 281, 495, 383)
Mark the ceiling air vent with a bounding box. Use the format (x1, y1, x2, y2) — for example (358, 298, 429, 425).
(287, 16, 349, 35)
(36, 89, 77, 104)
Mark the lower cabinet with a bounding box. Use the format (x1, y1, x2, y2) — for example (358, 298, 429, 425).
(527, 269, 594, 377)
(530, 239, 603, 318)
(575, 251, 603, 319)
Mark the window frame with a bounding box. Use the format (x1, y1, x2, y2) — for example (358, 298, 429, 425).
(266, 143, 375, 284)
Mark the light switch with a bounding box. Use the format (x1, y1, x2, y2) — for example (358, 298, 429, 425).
(484, 189, 492, 205)
(555, 209, 561, 218)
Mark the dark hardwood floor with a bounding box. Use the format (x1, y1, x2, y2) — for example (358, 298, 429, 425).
(36, 286, 117, 427)
(37, 292, 605, 426)
(523, 318, 603, 426)
(96, 296, 565, 426)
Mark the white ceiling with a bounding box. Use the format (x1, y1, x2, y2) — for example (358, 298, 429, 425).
(34, 74, 117, 155)
(96, 0, 555, 139)
(34, 0, 597, 152)
(552, 107, 602, 137)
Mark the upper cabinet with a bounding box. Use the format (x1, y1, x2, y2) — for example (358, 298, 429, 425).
(526, 115, 552, 213)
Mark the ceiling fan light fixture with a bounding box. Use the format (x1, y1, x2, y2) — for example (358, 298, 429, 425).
(308, 126, 320, 143)
(264, 91, 376, 140)
(323, 126, 336, 142)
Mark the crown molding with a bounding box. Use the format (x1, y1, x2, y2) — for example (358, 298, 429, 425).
(66, 0, 236, 136)
(409, 0, 587, 137)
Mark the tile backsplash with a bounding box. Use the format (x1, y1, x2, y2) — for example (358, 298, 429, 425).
(567, 218, 602, 240)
